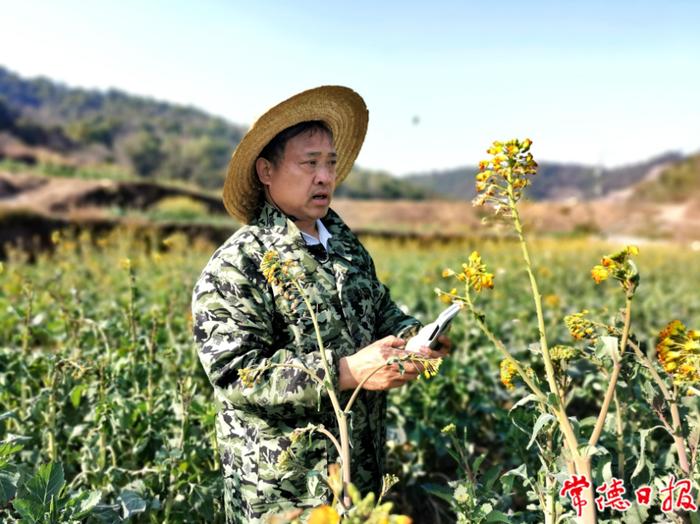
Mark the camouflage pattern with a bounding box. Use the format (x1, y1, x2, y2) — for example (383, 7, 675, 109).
(191, 202, 419, 523)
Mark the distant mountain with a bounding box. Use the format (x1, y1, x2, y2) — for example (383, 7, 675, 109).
(0, 66, 245, 188)
(634, 152, 700, 202)
(0, 66, 693, 203)
(337, 166, 436, 200)
(0, 66, 435, 199)
(405, 152, 684, 201)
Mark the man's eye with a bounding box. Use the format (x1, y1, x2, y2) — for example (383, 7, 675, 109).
(306, 160, 317, 167)
(329, 160, 337, 166)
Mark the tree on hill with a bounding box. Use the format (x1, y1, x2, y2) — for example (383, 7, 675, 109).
(0, 66, 245, 188)
(635, 153, 700, 202)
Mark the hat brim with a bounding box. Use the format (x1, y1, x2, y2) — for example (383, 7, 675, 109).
(222, 85, 369, 223)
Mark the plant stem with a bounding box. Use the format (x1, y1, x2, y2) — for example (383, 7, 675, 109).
(98, 361, 108, 471)
(573, 457, 597, 524)
(46, 367, 58, 463)
(293, 282, 342, 416)
(509, 200, 564, 410)
(147, 317, 157, 430)
(344, 362, 389, 414)
(463, 294, 547, 404)
(507, 193, 593, 520)
(589, 296, 632, 447)
(628, 339, 690, 475)
(315, 426, 344, 460)
(127, 266, 137, 347)
(344, 354, 433, 415)
(293, 280, 351, 506)
(613, 392, 625, 479)
(508, 199, 581, 455)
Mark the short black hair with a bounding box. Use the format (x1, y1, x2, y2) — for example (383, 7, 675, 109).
(258, 120, 333, 166)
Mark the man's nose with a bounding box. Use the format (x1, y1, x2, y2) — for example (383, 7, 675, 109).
(315, 165, 335, 184)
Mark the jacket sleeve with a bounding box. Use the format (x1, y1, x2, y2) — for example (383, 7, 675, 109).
(192, 250, 338, 418)
(364, 250, 421, 340)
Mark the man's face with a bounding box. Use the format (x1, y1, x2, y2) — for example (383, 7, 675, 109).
(259, 129, 337, 233)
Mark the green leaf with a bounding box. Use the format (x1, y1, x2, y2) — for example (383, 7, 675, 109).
(527, 413, 554, 449)
(0, 411, 19, 423)
(20, 462, 65, 509)
(483, 465, 501, 490)
(421, 482, 454, 504)
(12, 497, 44, 523)
(119, 489, 147, 518)
(621, 502, 650, 524)
(0, 441, 24, 467)
(73, 490, 101, 519)
(632, 426, 664, 478)
(508, 394, 538, 414)
(486, 509, 512, 522)
(601, 336, 619, 362)
(69, 384, 85, 409)
(0, 469, 20, 506)
(501, 464, 527, 479)
(546, 392, 559, 410)
(472, 453, 487, 475)
(500, 464, 527, 494)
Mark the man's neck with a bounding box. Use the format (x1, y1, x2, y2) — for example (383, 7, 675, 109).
(297, 219, 319, 239)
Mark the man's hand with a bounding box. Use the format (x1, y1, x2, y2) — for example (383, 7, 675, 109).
(338, 335, 448, 391)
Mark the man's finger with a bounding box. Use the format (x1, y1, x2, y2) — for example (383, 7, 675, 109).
(436, 335, 452, 352)
(387, 336, 406, 348)
(415, 347, 448, 359)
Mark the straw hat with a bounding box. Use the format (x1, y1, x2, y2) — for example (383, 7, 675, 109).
(222, 85, 369, 223)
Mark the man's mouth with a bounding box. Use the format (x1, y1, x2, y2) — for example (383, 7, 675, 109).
(311, 193, 330, 203)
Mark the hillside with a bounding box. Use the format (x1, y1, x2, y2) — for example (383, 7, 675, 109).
(1, 66, 696, 204)
(336, 166, 436, 200)
(3, 169, 700, 251)
(405, 152, 683, 201)
(634, 153, 700, 202)
(0, 66, 244, 189)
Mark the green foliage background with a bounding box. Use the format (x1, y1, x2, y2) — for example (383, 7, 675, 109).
(2, 229, 700, 522)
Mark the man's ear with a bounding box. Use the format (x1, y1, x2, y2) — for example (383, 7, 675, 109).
(256, 157, 272, 186)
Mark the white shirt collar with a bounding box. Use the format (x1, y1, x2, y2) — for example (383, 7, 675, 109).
(301, 219, 332, 250)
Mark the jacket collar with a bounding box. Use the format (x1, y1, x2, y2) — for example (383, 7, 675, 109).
(252, 201, 357, 264)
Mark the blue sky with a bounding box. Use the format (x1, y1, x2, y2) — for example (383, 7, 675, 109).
(2, 0, 699, 175)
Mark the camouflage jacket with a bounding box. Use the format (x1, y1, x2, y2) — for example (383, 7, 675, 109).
(191, 202, 419, 523)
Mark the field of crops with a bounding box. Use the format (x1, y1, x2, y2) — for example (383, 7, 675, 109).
(2, 225, 700, 523)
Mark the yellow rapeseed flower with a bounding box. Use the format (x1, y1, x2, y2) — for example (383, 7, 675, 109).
(260, 250, 299, 287)
(50, 230, 61, 245)
(463, 251, 495, 293)
(591, 245, 640, 292)
(550, 345, 577, 362)
(260, 250, 281, 285)
(439, 288, 458, 304)
(441, 423, 456, 435)
(308, 505, 340, 524)
(564, 311, 597, 341)
(544, 294, 560, 307)
(657, 320, 700, 384)
(500, 359, 518, 390)
(591, 265, 609, 284)
(119, 257, 132, 271)
(474, 138, 538, 209)
(238, 367, 261, 388)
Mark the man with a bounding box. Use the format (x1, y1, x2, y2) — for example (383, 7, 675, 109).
(192, 86, 449, 523)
